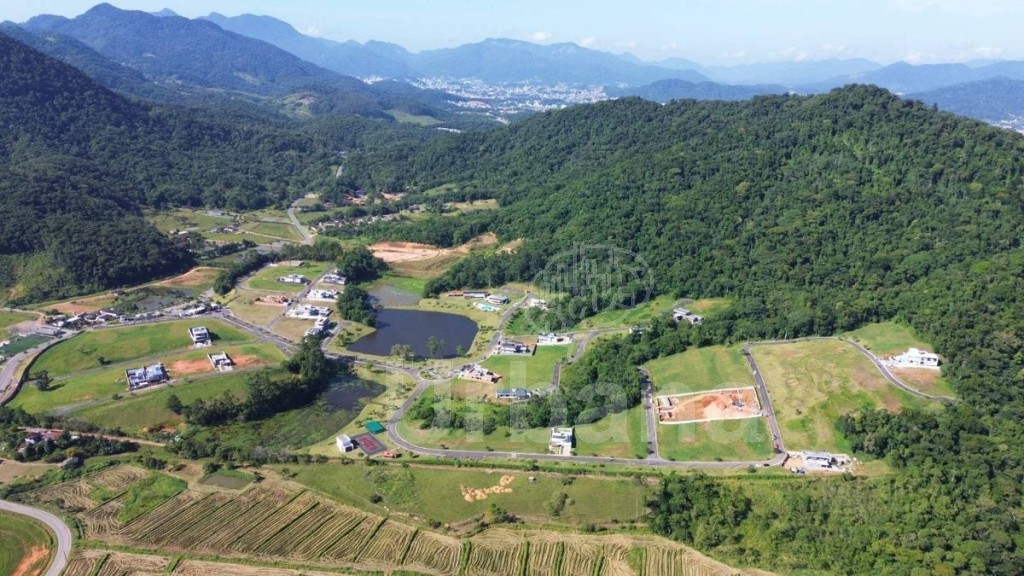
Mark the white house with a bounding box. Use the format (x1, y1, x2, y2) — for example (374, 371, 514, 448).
(889, 348, 941, 369)
(486, 294, 510, 305)
(287, 304, 332, 319)
(126, 363, 168, 390)
(322, 272, 347, 285)
(497, 341, 532, 355)
(527, 298, 548, 310)
(537, 333, 570, 345)
(672, 307, 703, 326)
(496, 388, 531, 400)
(208, 352, 233, 371)
(802, 451, 835, 471)
(278, 274, 310, 285)
(188, 326, 211, 346)
(550, 427, 574, 456)
(306, 289, 339, 301)
(336, 435, 355, 453)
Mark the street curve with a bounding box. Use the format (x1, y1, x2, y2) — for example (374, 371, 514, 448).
(0, 499, 73, 576)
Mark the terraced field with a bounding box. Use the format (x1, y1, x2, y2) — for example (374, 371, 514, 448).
(26, 466, 768, 576)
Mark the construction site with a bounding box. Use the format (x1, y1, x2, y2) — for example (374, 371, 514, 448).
(656, 387, 762, 424)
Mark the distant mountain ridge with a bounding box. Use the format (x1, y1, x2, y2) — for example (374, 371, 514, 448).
(609, 79, 786, 102)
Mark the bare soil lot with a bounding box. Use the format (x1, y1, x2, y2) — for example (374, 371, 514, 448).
(656, 387, 761, 424)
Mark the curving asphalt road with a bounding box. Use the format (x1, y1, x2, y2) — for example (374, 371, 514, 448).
(0, 499, 73, 576)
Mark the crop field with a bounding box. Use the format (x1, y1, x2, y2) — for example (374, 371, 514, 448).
(31, 464, 758, 576)
(245, 262, 331, 293)
(0, 510, 53, 576)
(466, 530, 528, 576)
(30, 319, 251, 377)
(645, 346, 755, 395)
(95, 551, 170, 575)
(63, 550, 106, 576)
(30, 478, 96, 512)
(751, 339, 936, 452)
(402, 530, 462, 574)
(480, 344, 573, 389)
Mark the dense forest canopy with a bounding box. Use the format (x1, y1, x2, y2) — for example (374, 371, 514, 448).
(345, 87, 1024, 572)
(0, 32, 440, 302)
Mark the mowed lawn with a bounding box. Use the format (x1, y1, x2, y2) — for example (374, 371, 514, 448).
(644, 345, 754, 395)
(751, 339, 935, 453)
(30, 319, 252, 377)
(481, 345, 574, 390)
(658, 418, 775, 462)
(284, 463, 648, 525)
(14, 342, 282, 414)
(0, 511, 54, 576)
(68, 370, 258, 433)
(245, 262, 331, 293)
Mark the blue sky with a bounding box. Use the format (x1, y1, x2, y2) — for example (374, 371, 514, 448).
(3, 0, 1021, 65)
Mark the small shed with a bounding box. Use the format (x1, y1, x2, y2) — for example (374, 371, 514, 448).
(365, 421, 386, 434)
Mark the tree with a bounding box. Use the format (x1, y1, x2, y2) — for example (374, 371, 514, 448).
(391, 343, 415, 361)
(336, 284, 376, 326)
(166, 393, 183, 415)
(427, 336, 445, 359)
(455, 345, 466, 357)
(337, 245, 387, 284)
(34, 371, 51, 392)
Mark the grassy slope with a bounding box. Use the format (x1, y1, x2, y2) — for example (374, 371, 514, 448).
(67, 370, 258, 433)
(14, 342, 282, 414)
(844, 321, 956, 397)
(31, 319, 252, 377)
(285, 463, 648, 525)
(0, 511, 54, 576)
(0, 310, 34, 334)
(644, 345, 754, 395)
(245, 262, 331, 293)
(481, 345, 574, 390)
(751, 339, 937, 453)
(658, 418, 775, 461)
(573, 296, 732, 331)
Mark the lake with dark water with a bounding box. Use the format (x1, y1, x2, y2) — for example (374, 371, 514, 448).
(347, 308, 478, 359)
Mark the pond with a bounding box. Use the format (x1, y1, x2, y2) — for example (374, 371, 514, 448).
(347, 309, 478, 359)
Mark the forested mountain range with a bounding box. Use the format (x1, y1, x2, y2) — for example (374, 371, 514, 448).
(609, 79, 785, 102)
(909, 77, 1024, 124)
(0, 31, 438, 302)
(343, 87, 1024, 571)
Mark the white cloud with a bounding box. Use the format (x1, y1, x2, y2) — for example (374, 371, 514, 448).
(531, 31, 553, 42)
(615, 40, 638, 50)
(302, 24, 324, 38)
(660, 42, 680, 52)
(578, 37, 598, 48)
(888, 0, 1010, 16)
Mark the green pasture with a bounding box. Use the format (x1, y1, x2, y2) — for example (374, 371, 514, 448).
(644, 345, 754, 395)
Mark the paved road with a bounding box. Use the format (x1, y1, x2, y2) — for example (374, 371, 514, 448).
(0, 332, 75, 406)
(741, 343, 786, 454)
(0, 499, 73, 576)
(638, 367, 663, 460)
(287, 198, 314, 246)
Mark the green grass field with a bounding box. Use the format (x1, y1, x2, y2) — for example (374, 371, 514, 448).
(242, 220, 301, 241)
(245, 262, 331, 293)
(574, 296, 732, 331)
(14, 342, 282, 414)
(644, 345, 754, 395)
(481, 345, 574, 389)
(658, 418, 775, 461)
(200, 469, 255, 489)
(283, 462, 648, 525)
(0, 310, 34, 335)
(225, 293, 288, 326)
(0, 511, 54, 576)
(844, 321, 934, 355)
(66, 368, 272, 433)
(751, 339, 937, 453)
(30, 319, 251, 377)
(369, 273, 428, 296)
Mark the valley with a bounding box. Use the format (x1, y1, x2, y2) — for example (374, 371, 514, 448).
(1, 4, 1023, 575)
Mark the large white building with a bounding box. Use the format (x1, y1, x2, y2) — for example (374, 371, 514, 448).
(888, 348, 941, 369)
(287, 304, 332, 319)
(188, 326, 211, 346)
(550, 427, 574, 456)
(336, 435, 355, 453)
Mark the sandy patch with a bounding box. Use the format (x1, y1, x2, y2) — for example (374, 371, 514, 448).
(497, 238, 524, 254)
(461, 475, 516, 502)
(169, 358, 213, 376)
(370, 233, 498, 264)
(891, 367, 944, 394)
(232, 354, 265, 368)
(157, 267, 221, 289)
(12, 546, 49, 576)
(657, 387, 761, 424)
(255, 295, 290, 306)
